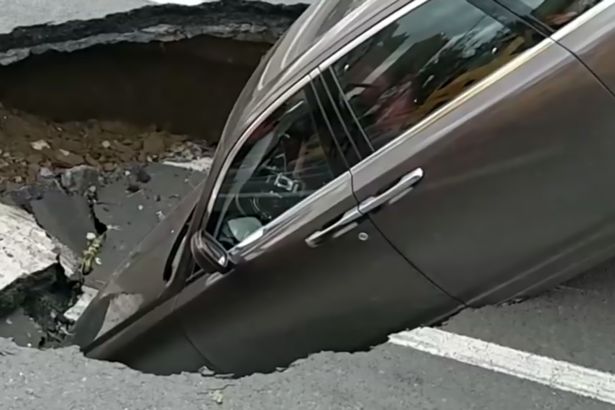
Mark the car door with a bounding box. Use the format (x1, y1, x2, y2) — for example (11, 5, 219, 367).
(172, 74, 459, 375)
(546, 1, 615, 94)
(328, 0, 615, 305)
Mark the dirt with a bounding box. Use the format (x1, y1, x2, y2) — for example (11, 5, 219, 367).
(0, 103, 213, 189)
(0, 35, 269, 145)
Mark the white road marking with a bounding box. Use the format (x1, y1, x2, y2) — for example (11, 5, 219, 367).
(390, 327, 615, 405)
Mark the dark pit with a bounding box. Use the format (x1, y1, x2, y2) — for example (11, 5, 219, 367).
(0, 1, 303, 348)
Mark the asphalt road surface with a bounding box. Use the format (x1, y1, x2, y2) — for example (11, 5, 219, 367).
(0, 0, 313, 34)
(0, 0, 149, 33)
(2, 1, 615, 408)
(2, 261, 615, 409)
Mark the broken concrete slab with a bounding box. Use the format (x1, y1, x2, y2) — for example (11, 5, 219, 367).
(54, 239, 81, 282)
(87, 163, 205, 289)
(0, 0, 312, 36)
(0, 1, 310, 65)
(59, 165, 100, 196)
(30, 186, 97, 256)
(63, 286, 98, 322)
(0, 203, 58, 291)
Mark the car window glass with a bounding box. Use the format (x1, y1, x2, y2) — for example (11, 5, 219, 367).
(207, 87, 343, 250)
(515, 0, 603, 30)
(332, 0, 544, 150)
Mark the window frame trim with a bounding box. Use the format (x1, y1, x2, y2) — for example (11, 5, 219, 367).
(319, 0, 554, 160)
(204, 69, 353, 253)
(317, 0, 431, 73)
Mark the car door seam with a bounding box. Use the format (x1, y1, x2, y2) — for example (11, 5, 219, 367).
(364, 212, 466, 306)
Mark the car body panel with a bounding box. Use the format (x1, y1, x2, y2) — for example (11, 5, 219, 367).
(554, 0, 615, 94)
(175, 172, 459, 375)
(215, 0, 415, 168)
(73, 180, 204, 352)
(74, 0, 615, 375)
(348, 37, 615, 304)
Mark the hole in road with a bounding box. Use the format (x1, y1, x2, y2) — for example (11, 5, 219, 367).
(0, 33, 273, 351)
(0, 34, 270, 185)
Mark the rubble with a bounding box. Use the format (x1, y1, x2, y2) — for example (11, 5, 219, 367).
(0, 202, 82, 346)
(63, 286, 98, 323)
(59, 165, 99, 194)
(0, 202, 57, 291)
(0, 102, 211, 188)
(86, 162, 205, 289)
(0, 0, 306, 353)
(30, 185, 97, 256)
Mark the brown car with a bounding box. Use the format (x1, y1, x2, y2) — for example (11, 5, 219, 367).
(73, 0, 614, 376)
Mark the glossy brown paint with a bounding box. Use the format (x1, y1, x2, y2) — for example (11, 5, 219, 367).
(75, 0, 615, 376)
(175, 173, 457, 375)
(350, 38, 615, 305)
(73, 182, 205, 373)
(554, 1, 615, 93)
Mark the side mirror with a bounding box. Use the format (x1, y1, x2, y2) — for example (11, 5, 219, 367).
(190, 230, 233, 274)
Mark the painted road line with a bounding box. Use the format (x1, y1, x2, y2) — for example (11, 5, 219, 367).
(390, 327, 615, 406)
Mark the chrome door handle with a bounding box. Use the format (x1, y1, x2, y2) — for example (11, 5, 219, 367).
(359, 168, 424, 214)
(305, 206, 363, 248)
(305, 168, 423, 248)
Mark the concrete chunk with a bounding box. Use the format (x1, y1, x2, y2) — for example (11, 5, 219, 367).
(30, 187, 96, 256)
(63, 286, 98, 322)
(0, 203, 57, 291)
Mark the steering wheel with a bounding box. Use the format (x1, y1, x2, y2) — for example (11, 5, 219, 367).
(235, 162, 304, 223)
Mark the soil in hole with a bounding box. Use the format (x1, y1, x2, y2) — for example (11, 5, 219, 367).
(0, 35, 270, 145)
(0, 34, 273, 189)
(0, 34, 272, 345)
(0, 102, 213, 188)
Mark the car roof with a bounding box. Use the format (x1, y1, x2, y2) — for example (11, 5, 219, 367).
(220, 0, 408, 153)
(261, 0, 376, 87)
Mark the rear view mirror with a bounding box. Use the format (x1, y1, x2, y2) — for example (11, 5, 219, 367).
(190, 230, 233, 274)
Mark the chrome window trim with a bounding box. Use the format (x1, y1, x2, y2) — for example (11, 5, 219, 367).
(347, 37, 556, 173)
(316, 0, 559, 164)
(206, 69, 346, 253)
(230, 171, 353, 258)
(318, 0, 430, 72)
(205, 74, 312, 220)
(206, 0, 602, 253)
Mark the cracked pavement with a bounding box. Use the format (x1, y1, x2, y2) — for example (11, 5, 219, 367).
(2, 1, 615, 409)
(0, 0, 307, 348)
(0, 0, 312, 35)
(2, 278, 614, 410)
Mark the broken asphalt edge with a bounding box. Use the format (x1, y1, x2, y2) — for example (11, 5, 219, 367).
(0, 0, 309, 65)
(0, 0, 306, 353)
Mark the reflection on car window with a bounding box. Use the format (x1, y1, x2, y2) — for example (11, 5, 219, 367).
(208, 88, 342, 250)
(516, 0, 603, 30)
(332, 0, 544, 150)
